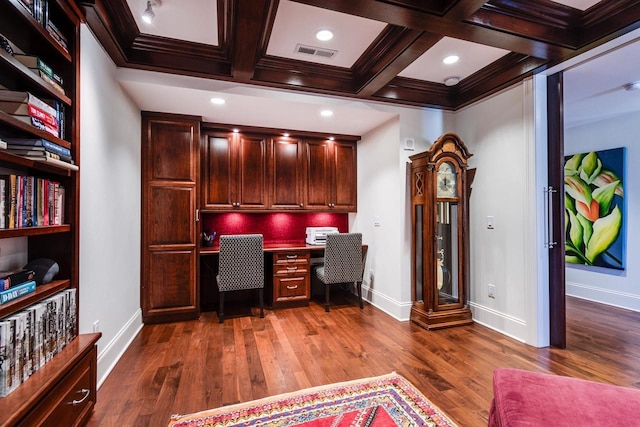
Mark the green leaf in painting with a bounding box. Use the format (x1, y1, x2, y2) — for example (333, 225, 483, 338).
(585, 206, 622, 263)
(564, 175, 592, 205)
(565, 193, 575, 213)
(565, 255, 582, 264)
(592, 180, 619, 216)
(564, 153, 585, 173)
(579, 152, 602, 184)
(593, 169, 624, 197)
(567, 209, 583, 249)
(576, 213, 592, 248)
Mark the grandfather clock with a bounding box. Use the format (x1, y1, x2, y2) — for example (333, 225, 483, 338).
(410, 133, 473, 330)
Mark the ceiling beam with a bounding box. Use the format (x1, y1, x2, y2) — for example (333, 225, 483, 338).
(230, 0, 279, 80)
(353, 27, 442, 97)
(443, 0, 491, 21)
(289, 0, 573, 59)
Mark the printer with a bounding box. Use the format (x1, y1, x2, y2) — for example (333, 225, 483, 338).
(305, 226, 339, 245)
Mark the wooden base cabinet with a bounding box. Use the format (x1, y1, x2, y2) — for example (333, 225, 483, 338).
(0, 333, 101, 427)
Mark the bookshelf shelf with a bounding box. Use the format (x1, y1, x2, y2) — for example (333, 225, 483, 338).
(0, 149, 73, 176)
(0, 224, 71, 238)
(0, 111, 71, 149)
(0, 279, 69, 319)
(0, 49, 72, 105)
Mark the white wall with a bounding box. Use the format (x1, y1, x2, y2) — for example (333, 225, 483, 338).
(79, 24, 143, 386)
(452, 82, 545, 344)
(565, 111, 640, 310)
(351, 106, 453, 320)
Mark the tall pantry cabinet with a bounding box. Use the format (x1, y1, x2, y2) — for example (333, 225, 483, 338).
(141, 112, 201, 324)
(0, 0, 100, 425)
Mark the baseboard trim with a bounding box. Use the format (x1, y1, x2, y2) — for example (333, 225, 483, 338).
(362, 284, 412, 321)
(567, 282, 640, 312)
(468, 302, 526, 343)
(96, 308, 143, 388)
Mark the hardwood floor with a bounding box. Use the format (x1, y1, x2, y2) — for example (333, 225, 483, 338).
(86, 296, 640, 426)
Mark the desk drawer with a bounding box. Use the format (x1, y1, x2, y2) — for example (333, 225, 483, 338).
(274, 276, 309, 299)
(274, 252, 310, 265)
(274, 264, 308, 275)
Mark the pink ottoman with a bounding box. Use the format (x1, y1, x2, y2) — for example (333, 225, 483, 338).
(489, 368, 640, 426)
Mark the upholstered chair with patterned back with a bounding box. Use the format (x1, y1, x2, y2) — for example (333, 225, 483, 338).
(216, 234, 265, 323)
(315, 233, 363, 312)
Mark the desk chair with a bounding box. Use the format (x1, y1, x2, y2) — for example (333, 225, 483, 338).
(216, 234, 265, 323)
(315, 233, 363, 312)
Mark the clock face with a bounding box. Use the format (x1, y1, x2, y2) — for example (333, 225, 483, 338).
(437, 162, 457, 198)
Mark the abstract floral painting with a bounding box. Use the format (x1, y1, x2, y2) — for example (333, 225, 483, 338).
(564, 147, 625, 270)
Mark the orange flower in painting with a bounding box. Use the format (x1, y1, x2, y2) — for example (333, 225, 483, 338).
(576, 199, 600, 222)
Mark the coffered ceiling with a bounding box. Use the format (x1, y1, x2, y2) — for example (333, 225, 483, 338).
(78, 0, 640, 111)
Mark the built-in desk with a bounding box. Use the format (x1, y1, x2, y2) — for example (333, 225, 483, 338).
(200, 242, 326, 309)
(199, 243, 367, 310)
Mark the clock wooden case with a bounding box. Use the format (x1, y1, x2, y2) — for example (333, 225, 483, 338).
(409, 133, 473, 330)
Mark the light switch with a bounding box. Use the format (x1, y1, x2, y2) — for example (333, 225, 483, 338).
(374, 216, 381, 227)
(487, 216, 494, 229)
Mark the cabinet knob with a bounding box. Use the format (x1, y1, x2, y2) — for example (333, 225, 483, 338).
(300, 203, 304, 207)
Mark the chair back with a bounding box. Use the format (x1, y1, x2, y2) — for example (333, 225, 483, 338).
(218, 234, 264, 291)
(323, 233, 363, 284)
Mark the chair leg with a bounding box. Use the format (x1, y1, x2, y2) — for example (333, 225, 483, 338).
(218, 293, 224, 323)
(325, 284, 331, 312)
(258, 288, 265, 318)
(357, 281, 363, 309)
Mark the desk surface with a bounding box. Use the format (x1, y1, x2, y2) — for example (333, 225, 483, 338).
(199, 242, 327, 255)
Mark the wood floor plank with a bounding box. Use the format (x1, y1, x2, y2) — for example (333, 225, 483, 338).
(86, 297, 640, 427)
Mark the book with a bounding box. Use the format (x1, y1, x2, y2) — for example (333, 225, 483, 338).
(30, 69, 65, 95)
(0, 92, 58, 137)
(8, 175, 16, 229)
(3, 138, 70, 157)
(0, 320, 13, 396)
(27, 155, 78, 171)
(0, 280, 36, 304)
(12, 54, 63, 85)
(0, 177, 5, 228)
(6, 148, 70, 163)
(0, 269, 35, 291)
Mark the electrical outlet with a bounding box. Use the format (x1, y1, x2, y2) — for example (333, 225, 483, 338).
(93, 320, 100, 333)
(488, 284, 496, 299)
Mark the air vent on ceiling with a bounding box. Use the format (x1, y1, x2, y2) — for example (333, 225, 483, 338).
(295, 44, 337, 59)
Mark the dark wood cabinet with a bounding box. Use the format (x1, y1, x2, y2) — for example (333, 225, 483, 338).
(272, 251, 310, 307)
(270, 137, 304, 209)
(304, 139, 357, 211)
(142, 112, 200, 324)
(202, 131, 268, 210)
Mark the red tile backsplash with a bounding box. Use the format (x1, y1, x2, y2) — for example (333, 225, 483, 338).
(201, 212, 349, 244)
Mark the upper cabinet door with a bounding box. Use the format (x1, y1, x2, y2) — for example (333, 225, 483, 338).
(270, 137, 304, 209)
(332, 142, 357, 211)
(236, 134, 269, 209)
(303, 139, 357, 211)
(202, 133, 236, 209)
(303, 139, 332, 210)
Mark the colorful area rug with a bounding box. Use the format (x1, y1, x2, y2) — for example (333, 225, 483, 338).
(168, 372, 457, 426)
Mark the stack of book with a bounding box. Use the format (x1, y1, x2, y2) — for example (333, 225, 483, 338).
(0, 289, 77, 396)
(16, 0, 47, 26)
(0, 91, 60, 138)
(0, 174, 65, 229)
(12, 53, 65, 96)
(2, 137, 75, 170)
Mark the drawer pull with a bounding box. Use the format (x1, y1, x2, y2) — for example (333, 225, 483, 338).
(286, 255, 298, 259)
(286, 285, 299, 290)
(70, 389, 90, 406)
(286, 266, 298, 271)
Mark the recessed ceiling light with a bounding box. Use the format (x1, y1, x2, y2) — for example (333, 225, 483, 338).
(444, 76, 460, 86)
(210, 97, 226, 105)
(329, 136, 335, 141)
(443, 55, 459, 65)
(232, 128, 239, 133)
(283, 133, 290, 137)
(315, 29, 334, 41)
(320, 110, 334, 117)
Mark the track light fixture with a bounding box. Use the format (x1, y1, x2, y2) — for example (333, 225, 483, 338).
(142, 1, 155, 24)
